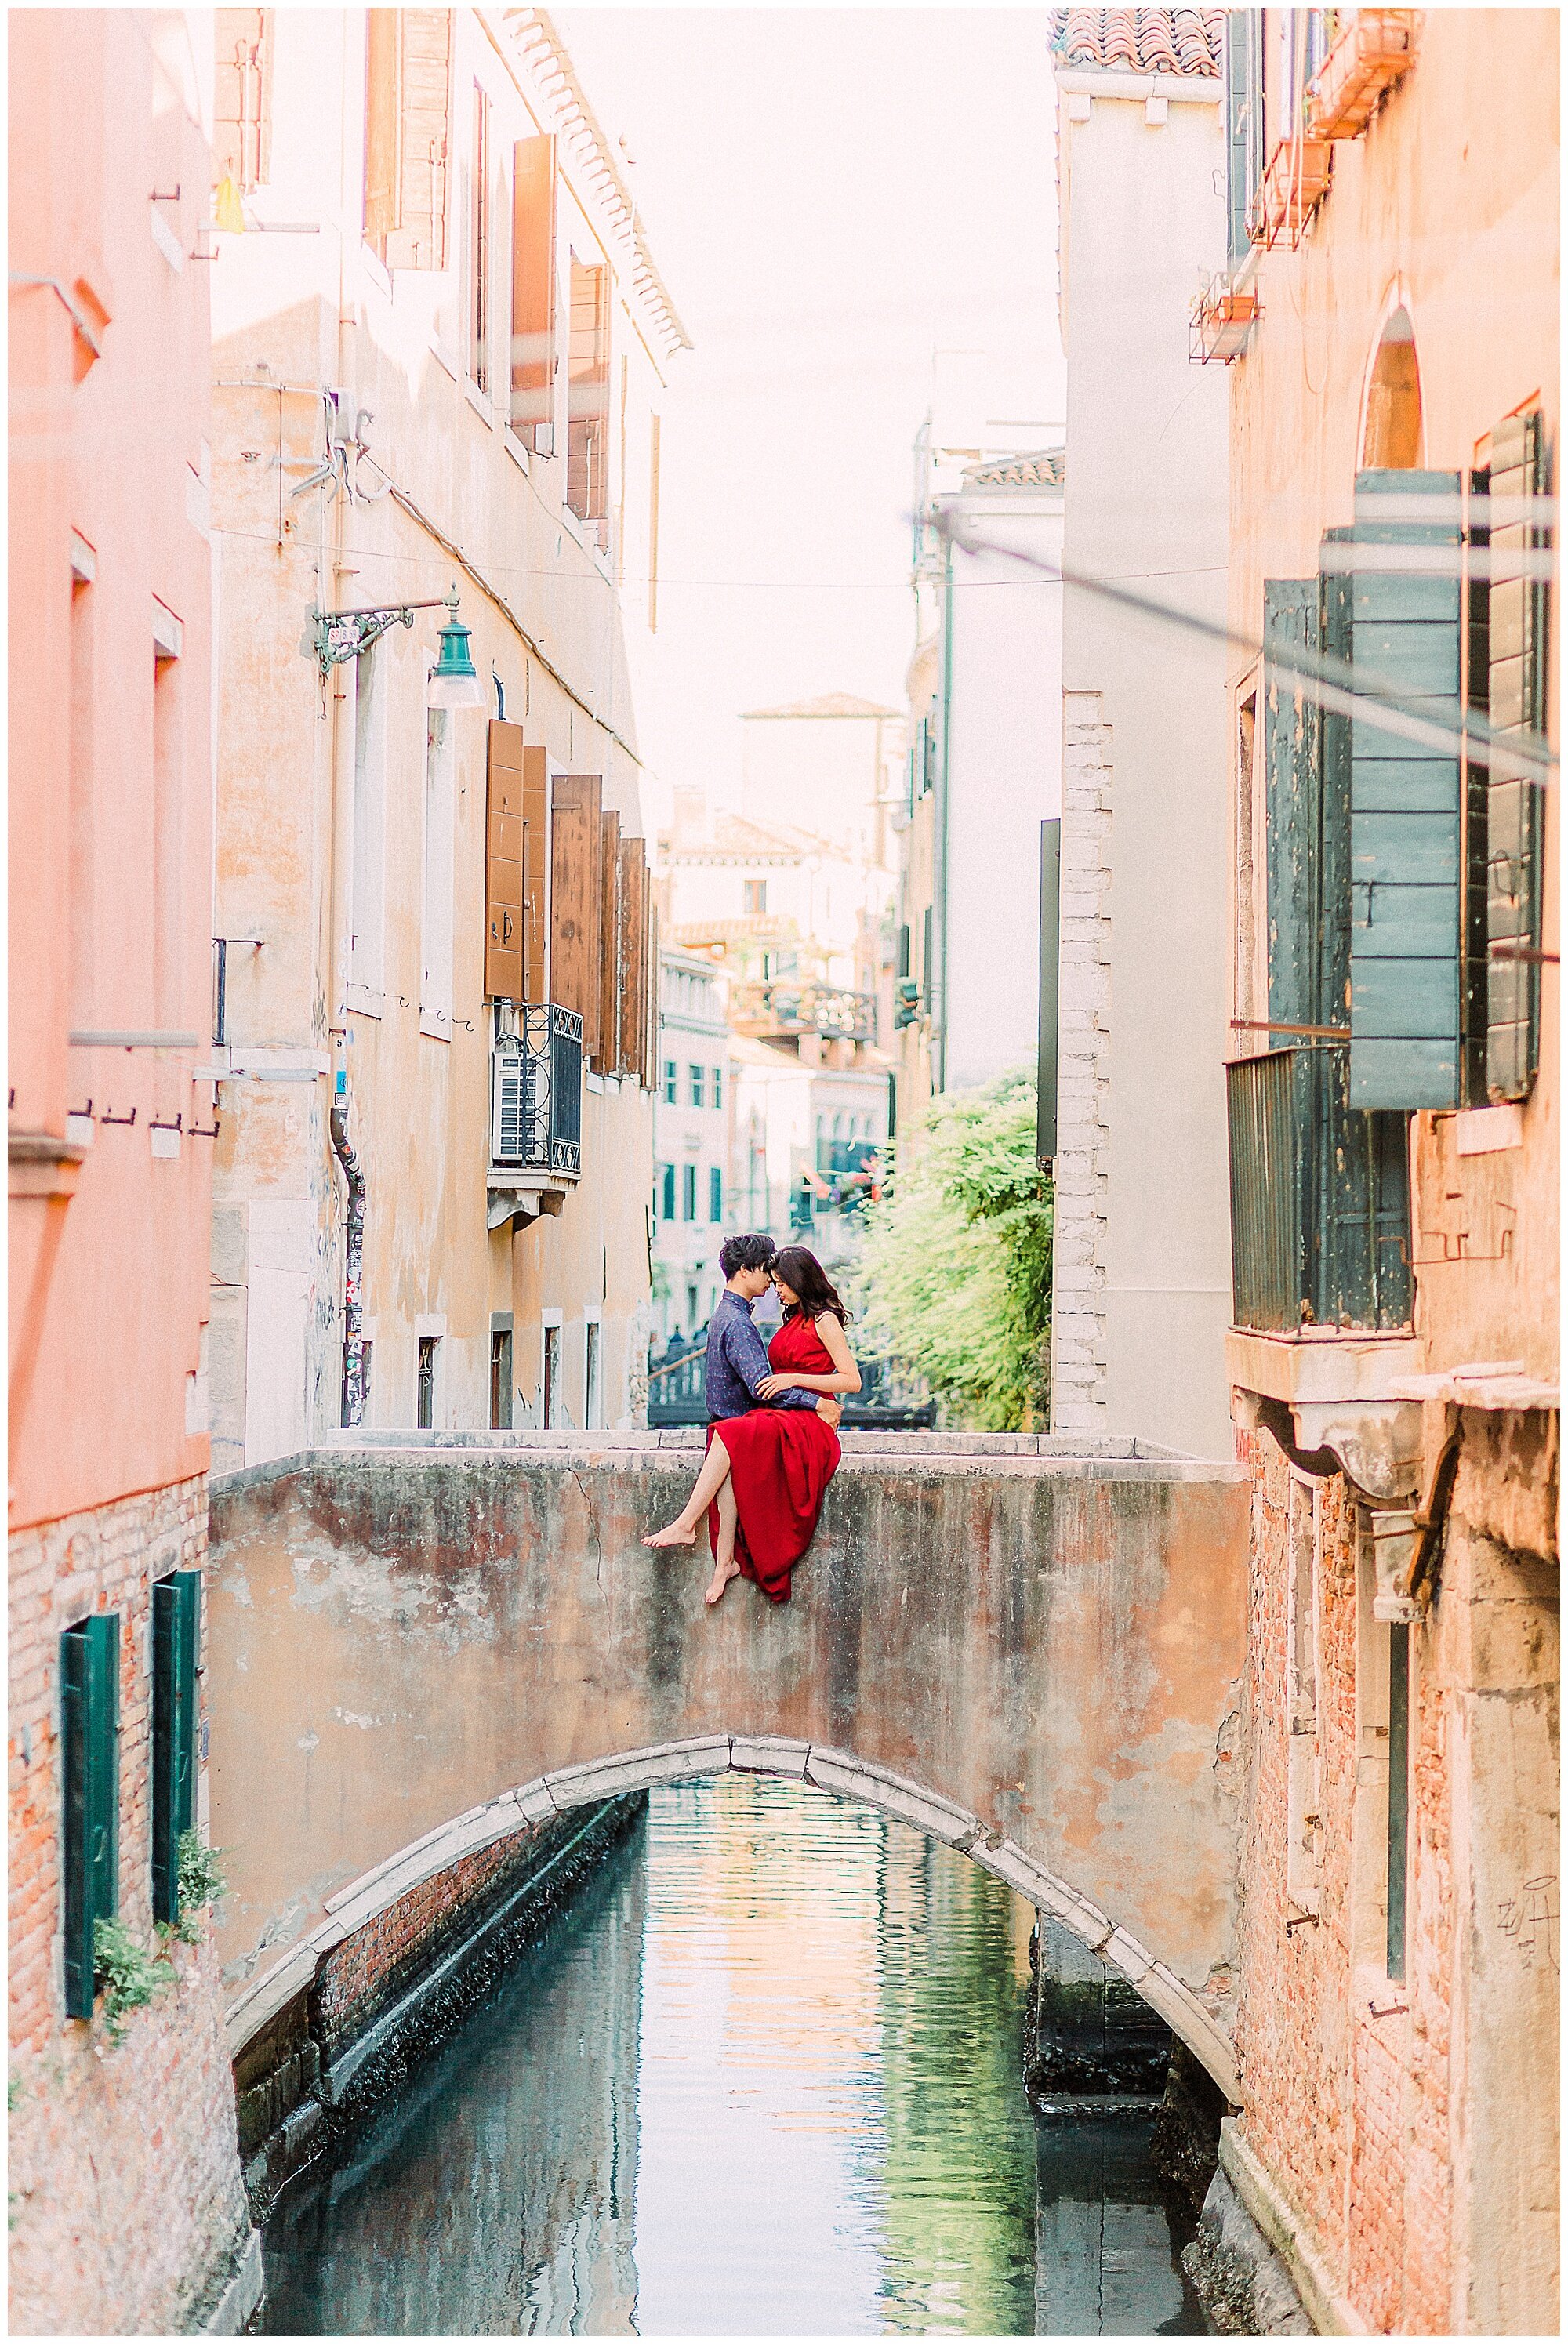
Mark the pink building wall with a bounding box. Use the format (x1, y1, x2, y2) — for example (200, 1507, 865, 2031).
(9, 8, 216, 1531)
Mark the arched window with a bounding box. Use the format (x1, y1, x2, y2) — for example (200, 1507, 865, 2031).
(1362, 307, 1422, 470)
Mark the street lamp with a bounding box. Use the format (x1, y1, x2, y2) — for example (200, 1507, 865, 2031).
(303, 584, 484, 707)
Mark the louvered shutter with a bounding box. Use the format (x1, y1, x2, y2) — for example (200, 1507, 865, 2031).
(363, 11, 400, 248)
(597, 810, 622, 1072)
(617, 841, 648, 1081)
(510, 136, 557, 449)
(485, 720, 525, 1002)
(1485, 410, 1548, 1101)
(61, 1613, 119, 2019)
(521, 747, 550, 1001)
(1344, 469, 1463, 1110)
(550, 774, 602, 1050)
(1225, 11, 1258, 266)
(1263, 580, 1323, 1034)
(387, 11, 450, 268)
(151, 1573, 200, 1925)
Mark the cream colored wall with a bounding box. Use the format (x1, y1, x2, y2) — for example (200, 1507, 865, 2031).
(209, 9, 675, 1461)
(1229, 11, 1559, 1386)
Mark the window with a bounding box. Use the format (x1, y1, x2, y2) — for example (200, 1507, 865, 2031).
(421, 711, 454, 1029)
(662, 1058, 677, 1104)
(60, 1613, 119, 2019)
(543, 1323, 561, 1428)
(712, 1063, 723, 1111)
(681, 1163, 697, 1221)
(710, 1165, 723, 1222)
(343, 1337, 372, 1428)
(659, 1163, 676, 1221)
(510, 135, 557, 452)
(364, 9, 452, 270)
(1284, 1479, 1323, 1920)
(689, 1063, 705, 1109)
(417, 1336, 438, 1430)
(743, 879, 768, 916)
(1386, 1622, 1410, 1982)
(468, 82, 489, 391)
(584, 1320, 601, 1430)
(489, 1328, 513, 1430)
(151, 1572, 201, 1925)
(68, 575, 95, 1026)
(152, 648, 183, 1025)
(1224, 9, 1264, 266)
(567, 254, 608, 534)
(351, 641, 387, 996)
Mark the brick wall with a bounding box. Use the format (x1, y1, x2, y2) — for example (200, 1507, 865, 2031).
(1051, 691, 1112, 1431)
(7, 1478, 251, 2335)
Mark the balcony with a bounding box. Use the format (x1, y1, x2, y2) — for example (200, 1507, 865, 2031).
(488, 1006, 583, 1225)
(1248, 137, 1332, 251)
(729, 981, 878, 1044)
(1307, 10, 1418, 141)
(1189, 278, 1260, 366)
(1226, 1046, 1411, 1335)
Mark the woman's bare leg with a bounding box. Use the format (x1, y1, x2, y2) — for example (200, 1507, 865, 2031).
(705, 1478, 742, 1606)
(643, 1432, 733, 1550)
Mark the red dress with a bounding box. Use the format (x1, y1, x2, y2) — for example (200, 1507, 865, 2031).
(707, 1312, 843, 1604)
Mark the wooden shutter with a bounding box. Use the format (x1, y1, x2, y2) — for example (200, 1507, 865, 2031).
(1263, 579, 1324, 1035)
(510, 136, 557, 448)
(151, 1573, 200, 1925)
(365, 11, 450, 269)
(214, 9, 272, 194)
(485, 720, 525, 1002)
(1485, 410, 1548, 1101)
(1225, 11, 1259, 265)
(550, 774, 602, 1050)
(568, 258, 609, 526)
(1344, 469, 1464, 1110)
(644, 904, 660, 1088)
(61, 1613, 119, 2020)
(597, 809, 622, 1072)
(521, 748, 550, 1001)
(617, 839, 647, 1080)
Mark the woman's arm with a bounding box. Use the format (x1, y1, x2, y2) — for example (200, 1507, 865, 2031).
(758, 1315, 862, 1398)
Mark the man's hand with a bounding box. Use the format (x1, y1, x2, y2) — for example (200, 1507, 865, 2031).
(816, 1395, 844, 1430)
(757, 1373, 796, 1398)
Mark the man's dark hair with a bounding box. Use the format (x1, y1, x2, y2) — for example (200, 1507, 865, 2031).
(719, 1232, 776, 1280)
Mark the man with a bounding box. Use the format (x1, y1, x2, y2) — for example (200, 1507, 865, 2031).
(706, 1233, 843, 1433)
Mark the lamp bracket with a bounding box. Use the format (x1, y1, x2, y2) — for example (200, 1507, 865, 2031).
(304, 589, 459, 677)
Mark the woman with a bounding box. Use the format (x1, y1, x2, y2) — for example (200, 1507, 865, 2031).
(643, 1246, 861, 1606)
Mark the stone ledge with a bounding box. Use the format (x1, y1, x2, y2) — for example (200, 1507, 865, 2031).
(194, 2227, 264, 2337)
(1220, 2118, 1359, 2335)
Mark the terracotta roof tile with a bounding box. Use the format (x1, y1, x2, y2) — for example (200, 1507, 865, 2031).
(1047, 8, 1225, 80)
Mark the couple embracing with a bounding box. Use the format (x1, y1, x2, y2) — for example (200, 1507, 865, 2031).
(644, 1234, 859, 1606)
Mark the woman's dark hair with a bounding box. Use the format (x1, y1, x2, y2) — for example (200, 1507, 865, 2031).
(772, 1246, 851, 1326)
(719, 1232, 777, 1279)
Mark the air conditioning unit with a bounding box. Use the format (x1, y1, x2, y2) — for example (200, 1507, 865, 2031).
(491, 1040, 532, 1166)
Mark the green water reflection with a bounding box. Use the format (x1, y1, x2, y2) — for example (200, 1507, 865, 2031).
(262, 1775, 1203, 2335)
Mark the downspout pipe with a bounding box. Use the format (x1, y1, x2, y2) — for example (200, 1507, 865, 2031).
(330, 1077, 366, 1426)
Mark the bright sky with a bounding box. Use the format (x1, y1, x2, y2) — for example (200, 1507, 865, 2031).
(554, 6, 1066, 818)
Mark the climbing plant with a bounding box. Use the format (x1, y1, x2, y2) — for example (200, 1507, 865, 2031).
(168, 1832, 227, 1946)
(92, 1919, 173, 2047)
(855, 1069, 1052, 1431)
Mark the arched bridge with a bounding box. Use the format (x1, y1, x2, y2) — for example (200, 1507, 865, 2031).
(207, 1430, 1249, 2101)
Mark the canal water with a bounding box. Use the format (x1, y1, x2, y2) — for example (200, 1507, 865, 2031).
(261, 1776, 1206, 2335)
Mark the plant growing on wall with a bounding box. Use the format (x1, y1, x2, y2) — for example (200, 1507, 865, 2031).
(168, 1832, 227, 1946)
(855, 1070, 1052, 1431)
(92, 1919, 173, 2047)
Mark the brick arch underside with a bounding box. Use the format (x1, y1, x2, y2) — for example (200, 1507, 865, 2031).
(227, 1732, 1240, 2104)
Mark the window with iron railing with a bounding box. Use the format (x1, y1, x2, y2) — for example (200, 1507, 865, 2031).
(490, 1005, 583, 1177)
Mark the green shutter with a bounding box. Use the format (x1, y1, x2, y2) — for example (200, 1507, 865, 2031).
(1387, 1622, 1410, 1983)
(152, 1572, 201, 1925)
(1345, 469, 1463, 1110)
(1486, 410, 1548, 1101)
(61, 1613, 120, 2019)
(1264, 579, 1322, 1032)
(1037, 818, 1060, 1161)
(1225, 11, 1258, 267)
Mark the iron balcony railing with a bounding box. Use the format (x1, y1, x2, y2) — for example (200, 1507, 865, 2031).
(646, 1339, 935, 1430)
(491, 1005, 583, 1178)
(729, 981, 879, 1043)
(1227, 1046, 1412, 1333)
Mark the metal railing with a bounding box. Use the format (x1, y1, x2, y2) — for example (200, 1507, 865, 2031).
(491, 1005, 583, 1177)
(1227, 1046, 1412, 1333)
(647, 1338, 935, 1430)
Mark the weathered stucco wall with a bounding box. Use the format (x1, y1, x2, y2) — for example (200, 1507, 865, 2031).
(207, 1430, 1249, 2096)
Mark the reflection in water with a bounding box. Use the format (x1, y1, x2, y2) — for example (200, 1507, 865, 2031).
(263, 1776, 1203, 2335)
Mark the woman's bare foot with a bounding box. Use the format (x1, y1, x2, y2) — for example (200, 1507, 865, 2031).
(704, 1557, 742, 1606)
(642, 1519, 697, 1549)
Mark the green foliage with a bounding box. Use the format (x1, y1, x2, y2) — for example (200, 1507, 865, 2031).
(93, 1918, 173, 2047)
(855, 1070, 1052, 1431)
(169, 1831, 227, 1944)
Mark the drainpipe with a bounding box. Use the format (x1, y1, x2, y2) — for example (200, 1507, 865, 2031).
(934, 526, 956, 1094)
(330, 1069, 366, 1426)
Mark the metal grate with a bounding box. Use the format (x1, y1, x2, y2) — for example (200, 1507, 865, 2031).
(490, 1005, 583, 1176)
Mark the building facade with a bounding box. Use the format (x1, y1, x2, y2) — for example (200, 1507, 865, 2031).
(1207, 9, 1559, 2332)
(730, 1034, 891, 1280)
(7, 12, 256, 2330)
(1044, 8, 1233, 1461)
(206, 6, 681, 1456)
(652, 946, 731, 1343)
(901, 439, 1065, 1106)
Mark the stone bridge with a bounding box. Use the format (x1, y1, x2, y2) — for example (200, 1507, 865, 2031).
(207, 1430, 1249, 2101)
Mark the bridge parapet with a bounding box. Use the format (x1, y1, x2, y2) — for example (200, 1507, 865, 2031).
(208, 1434, 1248, 2099)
